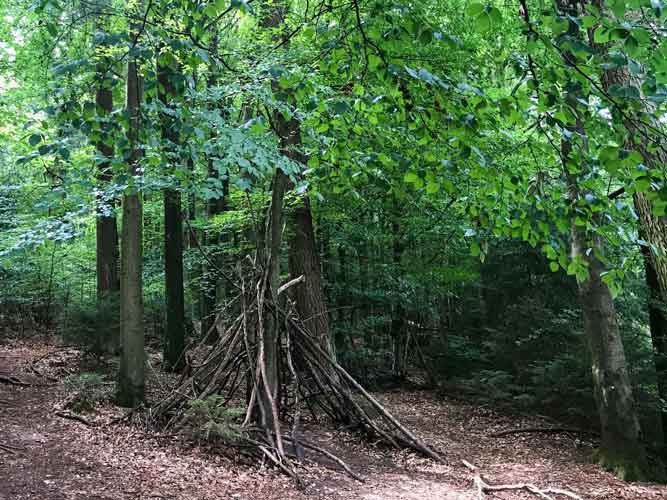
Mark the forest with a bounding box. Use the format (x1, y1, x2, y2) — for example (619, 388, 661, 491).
(1, 0, 667, 497)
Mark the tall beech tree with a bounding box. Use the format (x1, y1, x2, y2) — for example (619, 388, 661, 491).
(553, 0, 649, 477)
(598, 41, 667, 445)
(117, 14, 145, 407)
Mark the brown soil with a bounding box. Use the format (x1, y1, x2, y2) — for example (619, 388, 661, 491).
(1, 340, 665, 500)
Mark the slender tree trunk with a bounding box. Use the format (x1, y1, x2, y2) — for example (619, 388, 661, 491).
(157, 55, 186, 371)
(200, 32, 228, 342)
(336, 244, 350, 352)
(93, 10, 120, 353)
(253, 1, 296, 428)
(117, 32, 145, 407)
(95, 64, 119, 298)
(390, 219, 406, 379)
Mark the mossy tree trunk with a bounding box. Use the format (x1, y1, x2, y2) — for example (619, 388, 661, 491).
(564, 133, 648, 481)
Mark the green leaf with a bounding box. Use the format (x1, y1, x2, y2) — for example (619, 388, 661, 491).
(475, 13, 491, 31)
(28, 134, 42, 146)
(466, 2, 485, 16)
(404, 171, 420, 183)
(593, 27, 609, 44)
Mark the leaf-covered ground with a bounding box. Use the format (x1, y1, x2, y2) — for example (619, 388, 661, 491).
(1, 340, 665, 500)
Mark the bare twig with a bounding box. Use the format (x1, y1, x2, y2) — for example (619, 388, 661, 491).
(462, 460, 583, 500)
(0, 375, 30, 387)
(56, 411, 97, 427)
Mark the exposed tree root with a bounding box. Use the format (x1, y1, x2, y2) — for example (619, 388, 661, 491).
(489, 427, 598, 438)
(462, 460, 583, 500)
(150, 260, 442, 482)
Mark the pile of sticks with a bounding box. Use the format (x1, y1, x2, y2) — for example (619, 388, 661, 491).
(150, 260, 441, 482)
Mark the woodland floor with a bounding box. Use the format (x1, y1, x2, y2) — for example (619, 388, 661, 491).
(1, 339, 666, 500)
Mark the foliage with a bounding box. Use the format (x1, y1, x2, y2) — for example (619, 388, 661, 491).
(185, 397, 245, 444)
(60, 295, 120, 355)
(63, 372, 108, 413)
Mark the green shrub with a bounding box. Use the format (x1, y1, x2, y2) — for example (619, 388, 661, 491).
(185, 396, 245, 444)
(63, 372, 107, 413)
(59, 295, 120, 355)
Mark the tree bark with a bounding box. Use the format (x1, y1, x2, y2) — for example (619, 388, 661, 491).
(157, 55, 186, 372)
(94, 63, 119, 299)
(288, 196, 333, 355)
(563, 135, 648, 480)
(117, 34, 145, 407)
(549, 0, 649, 477)
(571, 230, 648, 479)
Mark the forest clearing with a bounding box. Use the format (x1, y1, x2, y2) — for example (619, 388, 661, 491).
(3, 0, 667, 497)
(2, 340, 666, 500)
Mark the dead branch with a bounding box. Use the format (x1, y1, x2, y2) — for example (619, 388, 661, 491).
(277, 274, 305, 296)
(0, 375, 30, 386)
(106, 407, 140, 426)
(295, 438, 365, 482)
(0, 442, 24, 454)
(56, 411, 97, 427)
(489, 427, 598, 438)
(462, 460, 583, 500)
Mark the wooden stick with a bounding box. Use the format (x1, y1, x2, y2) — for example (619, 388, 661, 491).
(56, 411, 97, 427)
(297, 438, 365, 482)
(0, 375, 30, 387)
(461, 459, 583, 500)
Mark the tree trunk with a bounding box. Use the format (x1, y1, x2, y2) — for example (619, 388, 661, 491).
(117, 40, 145, 407)
(250, 2, 293, 429)
(157, 55, 186, 372)
(572, 230, 648, 479)
(601, 54, 667, 453)
(563, 137, 648, 480)
(640, 239, 667, 440)
(200, 32, 228, 342)
(551, 2, 649, 477)
(95, 63, 119, 299)
(288, 196, 333, 355)
(390, 219, 406, 379)
(93, 12, 120, 354)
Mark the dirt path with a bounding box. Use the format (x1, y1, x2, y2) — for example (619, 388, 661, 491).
(1, 341, 665, 500)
